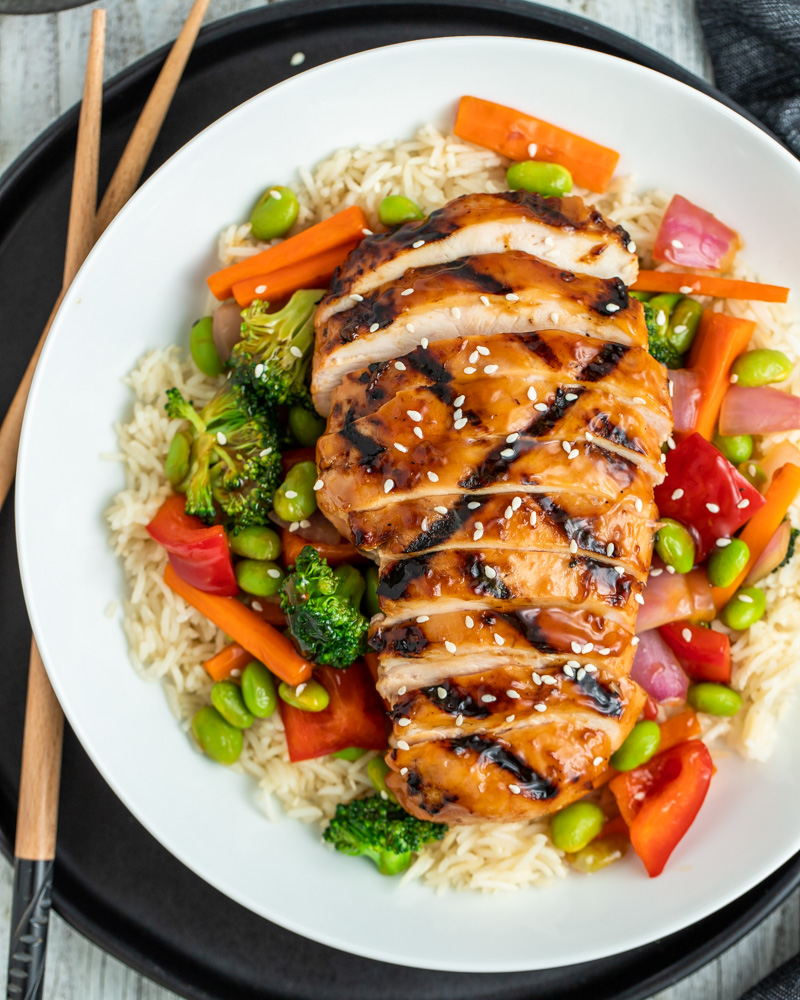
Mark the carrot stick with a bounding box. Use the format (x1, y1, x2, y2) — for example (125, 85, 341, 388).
(453, 95, 619, 193)
(281, 529, 361, 569)
(686, 310, 756, 439)
(164, 564, 312, 685)
(712, 462, 800, 609)
(231, 241, 359, 307)
(633, 270, 789, 303)
(207, 205, 368, 301)
(203, 643, 252, 682)
(658, 710, 701, 753)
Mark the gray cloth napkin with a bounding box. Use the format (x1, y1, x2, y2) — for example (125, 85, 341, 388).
(696, 0, 800, 155)
(737, 952, 800, 1000)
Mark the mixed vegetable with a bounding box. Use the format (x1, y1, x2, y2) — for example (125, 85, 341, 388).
(142, 92, 800, 881)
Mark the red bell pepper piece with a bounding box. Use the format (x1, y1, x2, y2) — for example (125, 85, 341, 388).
(609, 740, 713, 877)
(659, 621, 731, 684)
(654, 433, 765, 560)
(147, 494, 238, 596)
(279, 662, 388, 762)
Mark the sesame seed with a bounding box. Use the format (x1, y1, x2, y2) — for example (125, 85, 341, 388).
(673, 325, 688, 335)
(568, 448, 579, 460)
(532, 672, 542, 685)
(476, 345, 490, 356)
(266, 568, 282, 580)
(738, 594, 754, 604)
(748, 464, 757, 476)
(289, 345, 305, 361)
(661, 453, 667, 464)
(414, 427, 423, 438)
(398, 686, 407, 695)
(445, 641, 457, 653)
(481, 694, 497, 703)
(421, 518, 428, 531)
(494, 632, 504, 645)
(598, 648, 611, 656)
(635, 498, 643, 513)
(469, 351, 479, 363)
(473, 529, 484, 541)
(289, 522, 299, 532)
(716, 537, 732, 547)
(251, 601, 263, 612)
(509, 783, 521, 794)
(606, 303, 620, 313)
(254, 364, 265, 378)
(562, 441, 572, 454)
(454, 395, 465, 407)
(730, 373, 739, 384)
(534, 703, 547, 712)
(463, 367, 476, 375)
(384, 479, 395, 493)
(507, 689, 520, 699)
(667, 436, 677, 451)
(682, 628, 693, 642)
(505, 506, 514, 518)
(565, 392, 578, 402)
(254, 284, 269, 296)
(400, 767, 408, 775)
(706, 503, 721, 513)
(506, 715, 516, 723)
(421, 338, 429, 348)
(437, 686, 447, 699)
(582, 642, 594, 653)
(506, 292, 520, 302)
(400, 287, 414, 296)
(571, 641, 582, 654)
(427, 471, 439, 482)
(501, 448, 515, 459)
(586, 432, 594, 442)
(454, 409, 463, 420)
(656, 309, 667, 326)
(313, 479, 324, 491)
(394, 442, 407, 453)
(550, 312, 560, 324)
(416, 615, 430, 623)
(577, 668, 586, 681)
(465, 616, 475, 628)
(584, 664, 598, 673)
(412, 239, 425, 248)
(569, 539, 578, 554)
(542, 675, 557, 686)
(628, 241, 637, 253)
(456, 714, 464, 727)
(528, 142, 538, 157)
(615, 565, 625, 576)
(666, 565, 676, 574)
(512, 496, 522, 510)
(527, 386, 538, 401)
(485, 567, 497, 580)
(650, 568, 663, 577)
(671, 238, 684, 249)
(544, 236, 555, 246)
(563, 664, 575, 678)
(534, 402, 548, 412)
(395, 361, 406, 371)
(737, 498, 750, 509)
(351, 293, 364, 302)
(454, 417, 469, 429)
(634, 593, 645, 605)
(406, 323, 416, 333)
(480, 295, 491, 307)
(632, 396, 646, 406)
(467, 501, 481, 509)
(671, 488, 685, 501)
(299, 521, 311, 531)
(407, 410, 422, 422)
(506, 433, 519, 444)
(529, 512, 537, 526)
(484, 365, 499, 375)
(434, 506, 448, 514)
(296, 683, 307, 695)
(216, 431, 227, 445)
(632, 636, 640, 646)
(367, 323, 379, 335)
(606, 543, 615, 557)
(290, 49, 306, 66)
(593, 756, 604, 767)
(284, 490, 298, 499)
(397, 739, 410, 750)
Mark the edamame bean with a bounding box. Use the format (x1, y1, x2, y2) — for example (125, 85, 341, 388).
(278, 678, 330, 712)
(331, 746, 367, 760)
(655, 518, 696, 574)
(273, 461, 318, 522)
(739, 461, 767, 490)
(289, 405, 326, 447)
(628, 290, 654, 302)
(667, 297, 703, 354)
(190, 316, 224, 377)
(609, 720, 661, 772)
(687, 682, 743, 716)
(731, 349, 793, 388)
(649, 293, 684, 344)
(241, 660, 277, 718)
(367, 756, 397, 802)
(229, 525, 282, 561)
(249, 185, 299, 241)
(707, 538, 750, 588)
(235, 559, 285, 597)
(377, 195, 425, 227)
(363, 565, 381, 617)
(568, 833, 628, 873)
(713, 432, 753, 465)
(191, 706, 243, 764)
(549, 801, 605, 854)
(211, 681, 255, 729)
(719, 586, 766, 630)
(507, 160, 573, 197)
(165, 428, 192, 488)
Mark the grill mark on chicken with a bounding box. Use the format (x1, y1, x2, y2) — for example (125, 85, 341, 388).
(526, 386, 585, 436)
(592, 277, 630, 315)
(575, 672, 623, 717)
(403, 347, 458, 405)
(575, 555, 632, 606)
(418, 681, 490, 720)
(533, 494, 606, 557)
(498, 610, 559, 653)
(340, 410, 386, 466)
(588, 411, 643, 454)
(522, 333, 560, 369)
(377, 554, 432, 601)
(368, 624, 429, 657)
(401, 495, 486, 553)
(466, 554, 512, 600)
(576, 341, 629, 382)
(450, 734, 559, 800)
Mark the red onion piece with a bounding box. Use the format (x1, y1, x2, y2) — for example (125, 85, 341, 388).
(212, 300, 244, 363)
(268, 508, 342, 545)
(719, 385, 800, 436)
(636, 568, 715, 633)
(744, 520, 792, 585)
(669, 368, 703, 435)
(653, 194, 740, 271)
(760, 440, 800, 489)
(631, 629, 689, 704)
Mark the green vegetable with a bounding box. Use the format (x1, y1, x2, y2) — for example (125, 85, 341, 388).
(190, 316, 224, 377)
(210, 681, 254, 729)
(164, 427, 192, 488)
(713, 432, 753, 465)
(273, 460, 318, 522)
(610, 720, 661, 772)
(289, 404, 326, 447)
(235, 559, 285, 597)
(719, 586, 767, 630)
(331, 747, 367, 761)
(628, 290, 654, 302)
(278, 678, 330, 712)
(731, 349, 793, 388)
(249, 185, 299, 241)
(377, 195, 425, 227)
(323, 794, 445, 876)
(549, 801, 605, 854)
(739, 461, 767, 490)
(655, 518, 696, 574)
(241, 660, 277, 718)
(281, 547, 369, 668)
(667, 297, 703, 355)
(164, 381, 281, 530)
(229, 525, 282, 561)
(363, 564, 381, 617)
(568, 834, 628, 873)
(191, 706, 243, 764)
(777, 527, 800, 572)
(707, 538, 750, 588)
(506, 160, 573, 197)
(687, 682, 743, 716)
(367, 756, 396, 802)
(644, 301, 682, 368)
(230, 289, 323, 410)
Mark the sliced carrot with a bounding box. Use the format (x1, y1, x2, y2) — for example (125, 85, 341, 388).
(203, 643, 252, 682)
(685, 310, 756, 439)
(658, 710, 701, 754)
(164, 564, 312, 686)
(207, 205, 368, 301)
(633, 270, 789, 303)
(231, 241, 359, 307)
(453, 95, 619, 193)
(712, 462, 800, 609)
(281, 529, 361, 569)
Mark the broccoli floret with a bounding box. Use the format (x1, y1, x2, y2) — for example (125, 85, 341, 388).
(644, 301, 683, 369)
(280, 546, 369, 668)
(165, 381, 281, 529)
(229, 289, 324, 409)
(776, 527, 800, 572)
(323, 794, 446, 876)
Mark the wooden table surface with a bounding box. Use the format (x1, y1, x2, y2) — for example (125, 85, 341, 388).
(0, 0, 798, 997)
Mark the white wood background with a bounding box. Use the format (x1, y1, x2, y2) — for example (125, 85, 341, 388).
(0, 1, 798, 997)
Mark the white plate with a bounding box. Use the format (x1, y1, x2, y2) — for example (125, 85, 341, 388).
(16, 36, 800, 973)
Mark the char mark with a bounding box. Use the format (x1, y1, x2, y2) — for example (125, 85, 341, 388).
(526, 386, 584, 437)
(592, 277, 629, 316)
(450, 734, 558, 800)
(417, 681, 490, 720)
(369, 624, 428, 657)
(401, 769, 457, 817)
(577, 556, 632, 606)
(589, 412, 644, 455)
(577, 342, 629, 382)
(521, 332, 560, 369)
(339, 410, 386, 466)
(534, 494, 607, 557)
(403, 496, 486, 554)
(378, 554, 432, 601)
(466, 554, 512, 599)
(499, 610, 559, 653)
(574, 672, 623, 717)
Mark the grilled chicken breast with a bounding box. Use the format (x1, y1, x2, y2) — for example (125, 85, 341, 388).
(311, 191, 671, 824)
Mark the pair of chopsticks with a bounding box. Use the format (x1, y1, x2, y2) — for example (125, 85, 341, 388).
(4, 4, 210, 997)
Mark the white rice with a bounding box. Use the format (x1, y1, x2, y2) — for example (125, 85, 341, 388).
(107, 125, 800, 890)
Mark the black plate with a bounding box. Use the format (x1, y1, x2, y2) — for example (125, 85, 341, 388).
(1, 2, 798, 998)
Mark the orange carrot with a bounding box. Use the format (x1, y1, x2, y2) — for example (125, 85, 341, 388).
(453, 95, 619, 193)
(712, 462, 800, 609)
(658, 710, 701, 753)
(633, 270, 789, 303)
(686, 310, 755, 439)
(164, 564, 312, 685)
(281, 529, 361, 569)
(231, 241, 359, 307)
(207, 205, 368, 301)
(203, 643, 252, 682)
